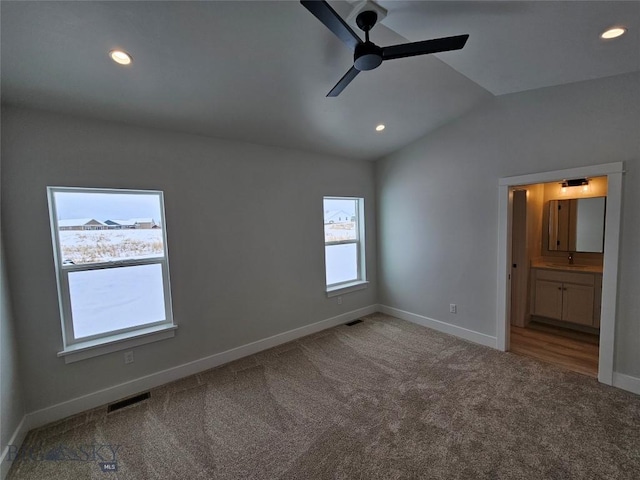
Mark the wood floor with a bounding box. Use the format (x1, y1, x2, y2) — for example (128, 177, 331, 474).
(510, 321, 599, 377)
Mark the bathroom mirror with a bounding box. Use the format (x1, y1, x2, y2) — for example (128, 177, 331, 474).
(548, 197, 606, 253)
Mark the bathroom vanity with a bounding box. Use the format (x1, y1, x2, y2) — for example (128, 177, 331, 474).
(529, 193, 605, 330)
(530, 264, 602, 329)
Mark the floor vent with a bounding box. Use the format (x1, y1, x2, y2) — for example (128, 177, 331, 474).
(107, 392, 150, 413)
(345, 319, 364, 326)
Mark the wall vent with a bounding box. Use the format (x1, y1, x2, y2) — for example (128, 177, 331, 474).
(107, 392, 150, 413)
(345, 319, 364, 326)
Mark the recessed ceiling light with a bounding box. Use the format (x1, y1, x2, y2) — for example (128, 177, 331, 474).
(600, 27, 626, 39)
(375, 124, 385, 132)
(109, 50, 132, 65)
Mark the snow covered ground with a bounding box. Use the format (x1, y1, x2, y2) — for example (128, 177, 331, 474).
(57, 230, 168, 337)
(325, 244, 358, 285)
(68, 263, 166, 338)
(58, 229, 164, 264)
(324, 222, 358, 284)
(324, 222, 356, 243)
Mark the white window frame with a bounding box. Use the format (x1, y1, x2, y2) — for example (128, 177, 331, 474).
(47, 186, 176, 363)
(324, 196, 368, 296)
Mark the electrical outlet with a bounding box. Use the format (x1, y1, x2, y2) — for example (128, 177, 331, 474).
(449, 304, 457, 314)
(124, 351, 134, 364)
(337, 296, 343, 305)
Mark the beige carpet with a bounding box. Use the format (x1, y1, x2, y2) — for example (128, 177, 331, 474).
(8, 313, 640, 479)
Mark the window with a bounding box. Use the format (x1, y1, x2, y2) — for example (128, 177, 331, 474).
(48, 187, 175, 362)
(323, 197, 367, 295)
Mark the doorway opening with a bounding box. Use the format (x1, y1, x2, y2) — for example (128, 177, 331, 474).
(496, 163, 623, 386)
(508, 179, 606, 377)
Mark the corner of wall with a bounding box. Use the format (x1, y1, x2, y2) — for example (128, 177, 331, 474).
(1, 230, 28, 480)
(0, 416, 29, 480)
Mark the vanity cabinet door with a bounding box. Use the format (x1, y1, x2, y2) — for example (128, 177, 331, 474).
(562, 283, 595, 326)
(531, 268, 600, 327)
(534, 280, 563, 320)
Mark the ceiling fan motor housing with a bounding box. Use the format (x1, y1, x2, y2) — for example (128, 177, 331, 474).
(354, 42, 383, 71)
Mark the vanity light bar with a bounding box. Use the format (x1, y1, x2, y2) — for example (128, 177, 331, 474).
(561, 178, 589, 188)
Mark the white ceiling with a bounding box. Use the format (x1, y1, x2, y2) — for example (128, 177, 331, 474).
(379, 0, 640, 95)
(1, 1, 638, 161)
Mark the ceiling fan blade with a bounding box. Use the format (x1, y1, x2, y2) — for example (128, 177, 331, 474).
(382, 35, 469, 61)
(327, 66, 360, 97)
(301, 0, 362, 50)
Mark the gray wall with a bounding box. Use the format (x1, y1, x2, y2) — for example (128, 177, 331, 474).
(1, 229, 25, 454)
(376, 72, 640, 377)
(1, 106, 377, 412)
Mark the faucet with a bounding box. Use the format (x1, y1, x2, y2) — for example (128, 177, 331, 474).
(568, 252, 574, 265)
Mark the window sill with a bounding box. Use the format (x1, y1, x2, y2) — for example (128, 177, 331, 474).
(326, 280, 369, 297)
(58, 324, 177, 364)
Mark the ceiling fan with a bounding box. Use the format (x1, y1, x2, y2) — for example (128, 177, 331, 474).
(300, 0, 469, 97)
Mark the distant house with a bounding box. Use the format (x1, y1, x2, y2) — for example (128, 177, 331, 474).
(130, 218, 158, 229)
(104, 219, 137, 229)
(58, 218, 108, 230)
(324, 210, 354, 224)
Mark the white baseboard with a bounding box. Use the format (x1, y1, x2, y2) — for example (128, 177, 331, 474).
(379, 305, 497, 349)
(1, 415, 29, 480)
(26, 304, 379, 430)
(612, 372, 640, 396)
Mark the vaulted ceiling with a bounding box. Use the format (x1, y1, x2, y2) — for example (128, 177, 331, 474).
(1, 1, 638, 160)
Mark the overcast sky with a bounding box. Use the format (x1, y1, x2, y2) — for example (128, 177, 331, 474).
(324, 198, 358, 216)
(53, 191, 162, 221)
